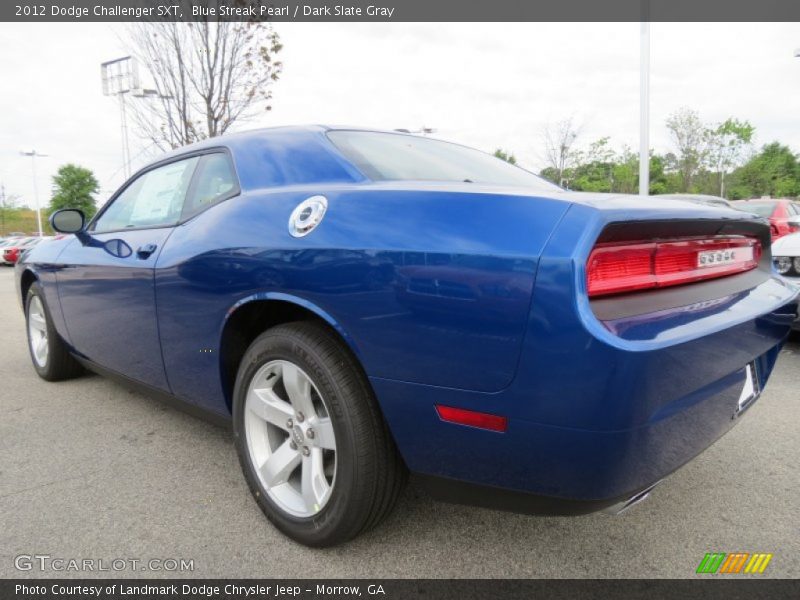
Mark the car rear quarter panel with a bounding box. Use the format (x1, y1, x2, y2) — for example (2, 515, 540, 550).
(154, 185, 571, 412)
(374, 202, 798, 499)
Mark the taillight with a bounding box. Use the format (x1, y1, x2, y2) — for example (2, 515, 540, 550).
(587, 237, 761, 298)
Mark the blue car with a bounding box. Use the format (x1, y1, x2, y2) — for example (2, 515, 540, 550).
(15, 127, 799, 546)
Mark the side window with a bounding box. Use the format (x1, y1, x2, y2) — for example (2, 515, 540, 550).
(182, 153, 239, 221)
(92, 157, 200, 232)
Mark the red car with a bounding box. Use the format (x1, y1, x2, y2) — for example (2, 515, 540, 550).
(2, 237, 43, 265)
(735, 198, 800, 240)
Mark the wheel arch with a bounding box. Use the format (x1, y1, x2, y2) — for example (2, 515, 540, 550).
(218, 293, 365, 413)
(19, 268, 38, 307)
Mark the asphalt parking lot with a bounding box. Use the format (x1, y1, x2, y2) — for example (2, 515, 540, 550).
(0, 266, 798, 579)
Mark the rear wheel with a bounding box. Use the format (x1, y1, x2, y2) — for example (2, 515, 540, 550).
(233, 321, 406, 547)
(26, 282, 83, 381)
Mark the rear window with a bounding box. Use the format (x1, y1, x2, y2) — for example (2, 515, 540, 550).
(328, 130, 560, 191)
(738, 202, 776, 217)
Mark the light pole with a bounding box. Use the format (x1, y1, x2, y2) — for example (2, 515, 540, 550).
(639, 21, 650, 197)
(102, 56, 171, 177)
(20, 150, 47, 236)
(101, 56, 140, 179)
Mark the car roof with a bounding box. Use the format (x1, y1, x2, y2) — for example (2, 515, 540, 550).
(155, 125, 332, 161)
(132, 125, 425, 192)
(152, 125, 432, 163)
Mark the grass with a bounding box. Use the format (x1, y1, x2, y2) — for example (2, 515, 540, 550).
(0, 209, 51, 236)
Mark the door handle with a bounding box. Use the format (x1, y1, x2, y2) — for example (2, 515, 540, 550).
(136, 243, 158, 259)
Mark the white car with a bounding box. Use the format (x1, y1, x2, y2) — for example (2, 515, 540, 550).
(773, 232, 800, 280)
(772, 232, 800, 330)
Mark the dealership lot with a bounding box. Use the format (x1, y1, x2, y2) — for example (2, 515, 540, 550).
(0, 266, 798, 579)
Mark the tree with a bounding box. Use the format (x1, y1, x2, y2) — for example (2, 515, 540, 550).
(541, 117, 582, 187)
(493, 149, 517, 164)
(550, 138, 672, 196)
(0, 184, 20, 235)
(50, 164, 99, 219)
(665, 107, 708, 192)
(706, 118, 755, 198)
(533, 110, 798, 199)
(610, 147, 639, 194)
(568, 138, 616, 192)
(727, 143, 800, 199)
(128, 18, 283, 150)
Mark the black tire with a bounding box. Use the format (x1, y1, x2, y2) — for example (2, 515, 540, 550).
(232, 321, 406, 547)
(25, 282, 84, 381)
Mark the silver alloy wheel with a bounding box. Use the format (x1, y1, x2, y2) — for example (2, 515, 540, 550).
(27, 296, 48, 368)
(244, 359, 337, 518)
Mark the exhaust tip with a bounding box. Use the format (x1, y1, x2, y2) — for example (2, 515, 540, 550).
(602, 481, 661, 516)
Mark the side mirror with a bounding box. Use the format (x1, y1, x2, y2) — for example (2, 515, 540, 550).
(50, 209, 86, 234)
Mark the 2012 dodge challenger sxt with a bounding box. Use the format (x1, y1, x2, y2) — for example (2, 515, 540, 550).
(15, 127, 799, 546)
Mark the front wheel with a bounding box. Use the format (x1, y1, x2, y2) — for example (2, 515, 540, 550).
(26, 282, 83, 381)
(232, 321, 406, 547)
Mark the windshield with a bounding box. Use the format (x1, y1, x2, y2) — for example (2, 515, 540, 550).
(328, 130, 561, 191)
(737, 202, 776, 217)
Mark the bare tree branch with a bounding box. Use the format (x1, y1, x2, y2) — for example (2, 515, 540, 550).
(541, 117, 582, 187)
(126, 16, 282, 151)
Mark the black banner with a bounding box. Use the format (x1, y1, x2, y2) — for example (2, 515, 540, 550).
(4, 0, 800, 22)
(4, 580, 800, 600)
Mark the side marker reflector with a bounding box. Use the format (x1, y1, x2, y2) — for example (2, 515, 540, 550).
(435, 405, 507, 432)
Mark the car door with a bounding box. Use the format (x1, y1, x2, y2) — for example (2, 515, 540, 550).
(152, 151, 242, 409)
(56, 155, 200, 391)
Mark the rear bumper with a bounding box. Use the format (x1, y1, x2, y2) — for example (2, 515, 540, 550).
(373, 279, 797, 509)
(376, 344, 780, 505)
(414, 473, 653, 516)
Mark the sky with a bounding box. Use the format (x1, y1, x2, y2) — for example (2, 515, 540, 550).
(0, 22, 799, 209)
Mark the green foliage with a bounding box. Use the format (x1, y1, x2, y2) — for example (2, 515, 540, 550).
(493, 149, 517, 165)
(665, 107, 708, 192)
(706, 118, 755, 196)
(50, 164, 99, 219)
(539, 167, 560, 185)
(541, 142, 671, 195)
(0, 207, 43, 236)
(537, 111, 798, 200)
(727, 143, 800, 199)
